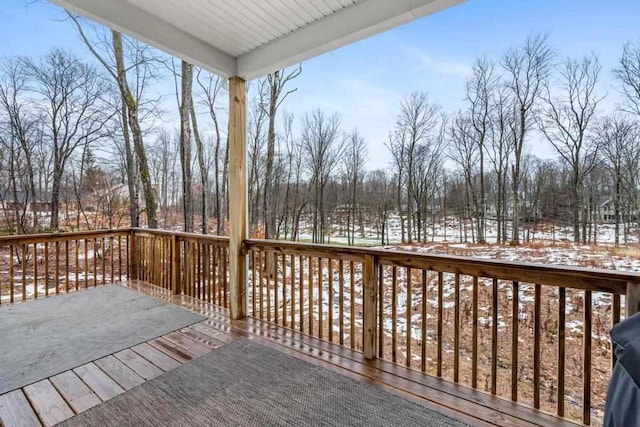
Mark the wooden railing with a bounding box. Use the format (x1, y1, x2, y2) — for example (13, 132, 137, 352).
(130, 229, 230, 307)
(0, 229, 131, 304)
(3, 228, 640, 425)
(245, 238, 640, 426)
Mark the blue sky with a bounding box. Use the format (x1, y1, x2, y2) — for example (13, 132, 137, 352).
(2, 0, 640, 169)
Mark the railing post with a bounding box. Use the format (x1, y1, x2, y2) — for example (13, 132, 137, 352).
(171, 235, 181, 295)
(228, 76, 247, 320)
(363, 254, 378, 360)
(130, 229, 138, 281)
(626, 281, 640, 317)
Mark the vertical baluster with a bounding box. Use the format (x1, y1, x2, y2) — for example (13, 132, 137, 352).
(328, 259, 335, 341)
(75, 240, 79, 291)
(534, 283, 541, 409)
(33, 243, 38, 299)
(454, 273, 460, 382)
(350, 261, 355, 349)
(101, 238, 106, 285)
(44, 243, 49, 297)
(65, 241, 70, 292)
(612, 293, 621, 367)
(84, 239, 89, 288)
(308, 256, 314, 335)
(266, 252, 272, 321)
(290, 254, 296, 329)
(421, 270, 427, 372)
(55, 242, 60, 294)
(21, 244, 26, 300)
(9, 245, 14, 303)
(110, 237, 115, 284)
(491, 278, 498, 394)
(251, 251, 257, 315)
(558, 287, 566, 417)
(125, 235, 129, 280)
(472, 276, 478, 389)
(339, 259, 344, 345)
(583, 290, 592, 425)
(93, 238, 97, 287)
(223, 248, 228, 308)
(512, 281, 520, 401)
(282, 254, 287, 328)
(196, 242, 202, 300)
(259, 251, 264, 319)
(318, 257, 322, 339)
(391, 266, 397, 363)
(299, 255, 304, 333)
(118, 236, 122, 281)
(406, 267, 412, 368)
(437, 272, 444, 377)
(378, 265, 384, 358)
(274, 253, 279, 325)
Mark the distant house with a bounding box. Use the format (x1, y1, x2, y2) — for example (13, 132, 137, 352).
(598, 199, 640, 223)
(0, 190, 52, 215)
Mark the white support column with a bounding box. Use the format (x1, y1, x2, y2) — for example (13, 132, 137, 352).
(228, 76, 247, 320)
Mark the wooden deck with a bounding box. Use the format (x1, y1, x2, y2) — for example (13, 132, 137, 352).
(0, 281, 583, 427)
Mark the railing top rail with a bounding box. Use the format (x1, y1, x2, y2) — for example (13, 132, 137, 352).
(131, 228, 230, 244)
(0, 229, 131, 245)
(245, 238, 640, 294)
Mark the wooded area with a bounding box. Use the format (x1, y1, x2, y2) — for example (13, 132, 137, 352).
(2, 20, 640, 248)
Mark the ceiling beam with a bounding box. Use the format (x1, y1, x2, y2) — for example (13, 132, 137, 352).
(237, 0, 464, 80)
(49, 0, 237, 77)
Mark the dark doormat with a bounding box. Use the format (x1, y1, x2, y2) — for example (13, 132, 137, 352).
(60, 338, 469, 426)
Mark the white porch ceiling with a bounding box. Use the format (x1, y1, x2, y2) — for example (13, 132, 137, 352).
(49, 0, 464, 80)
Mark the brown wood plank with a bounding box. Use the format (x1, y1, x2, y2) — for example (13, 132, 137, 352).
(73, 363, 125, 401)
(93, 355, 145, 390)
(391, 266, 398, 363)
(558, 287, 566, 417)
(512, 281, 519, 401)
(533, 284, 542, 409)
(50, 370, 101, 413)
(23, 380, 74, 426)
(437, 271, 444, 377)
(405, 267, 412, 367)
(191, 322, 235, 344)
(0, 389, 42, 427)
(179, 327, 223, 349)
(583, 290, 592, 425)
(491, 278, 498, 395)
(147, 337, 197, 363)
(454, 273, 460, 382)
(162, 331, 211, 357)
(113, 348, 163, 381)
(472, 276, 479, 389)
(131, 342, 182, 372)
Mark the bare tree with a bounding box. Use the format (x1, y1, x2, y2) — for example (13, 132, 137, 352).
(538, 55, 603, 243)
(487, 87, 515, 243)
(262, 66, 301, 240)
(394, 92, 441, 243)
(196, 69, 227, 235)
(301, 109, 343, 244)
(466, 57, 498, 242)
(596, 114, 640, 245)
(501, 33, 554, 244)
(68, 14, 160, 228)
(615, 40, 640, 117)
(23, 49, 110, 230)
(342, 129, 367, 245)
